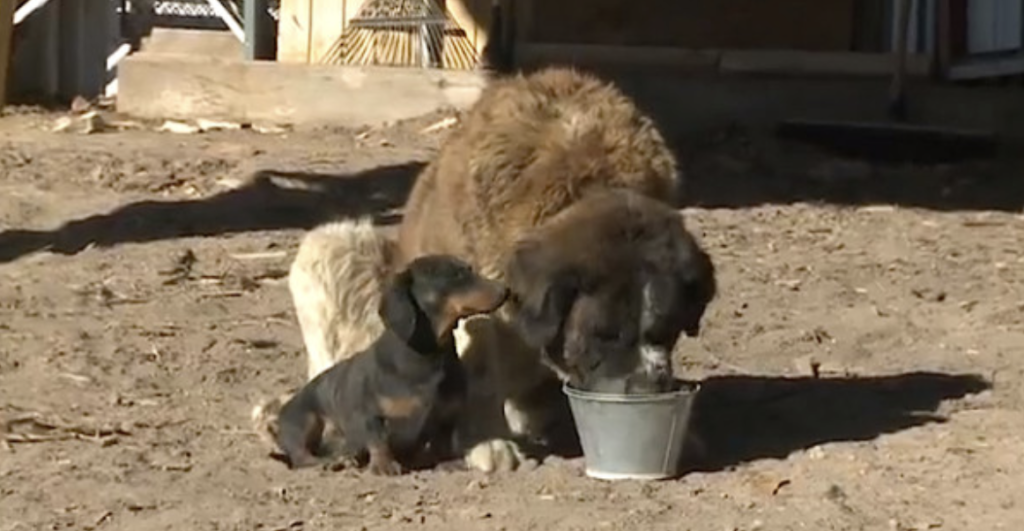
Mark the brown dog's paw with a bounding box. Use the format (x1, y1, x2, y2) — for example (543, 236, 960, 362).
(324, 454, 361, 472)
(286, 451, 327, 470)
(367, 444, 404, 476)
(368, 456, 403, 476)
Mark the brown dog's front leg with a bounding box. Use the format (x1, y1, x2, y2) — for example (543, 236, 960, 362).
(359, 414, 403, 476)
(367, 441, 403, 476)
(276, 405, 328, 470)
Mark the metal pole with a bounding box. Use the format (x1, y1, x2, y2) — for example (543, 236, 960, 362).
(244, 0, 276, 60)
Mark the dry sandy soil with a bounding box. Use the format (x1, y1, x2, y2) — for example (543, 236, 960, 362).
(0, 104, 1022, 531)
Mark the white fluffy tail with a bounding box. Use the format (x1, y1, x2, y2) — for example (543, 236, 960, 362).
(251, 218, 398, 453)
(289, 217, 397, 380)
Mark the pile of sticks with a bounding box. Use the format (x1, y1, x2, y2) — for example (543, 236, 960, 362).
(318, 0, 479, 69)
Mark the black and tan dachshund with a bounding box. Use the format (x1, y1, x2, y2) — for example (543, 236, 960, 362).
(274, 254, 509, 475)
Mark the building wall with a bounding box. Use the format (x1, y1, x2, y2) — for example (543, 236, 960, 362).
(522, 0, 857, 51)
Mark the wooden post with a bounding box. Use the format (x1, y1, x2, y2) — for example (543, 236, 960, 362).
(245, 0, 277, 60)
(309, 0, 345, 64)
(889, 0, 913, 121)
(0, 0, 15, 105)
(935, 0, 952, 79)
(513, 0, 531, 61)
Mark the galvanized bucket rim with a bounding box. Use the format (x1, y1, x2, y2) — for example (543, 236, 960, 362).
(562, 379, 701, 404)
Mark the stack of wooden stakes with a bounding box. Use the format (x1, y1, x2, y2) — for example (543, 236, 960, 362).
(319, 0, 479, 69)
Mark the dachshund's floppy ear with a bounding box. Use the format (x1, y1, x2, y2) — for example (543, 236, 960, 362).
(378, 269, 420, 342)
(506, 241, 579, 350)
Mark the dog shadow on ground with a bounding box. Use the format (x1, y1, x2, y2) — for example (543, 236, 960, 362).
(0, 162, 424, 265)
(682, 370, 991, 472)
(532, 370, 990, 471)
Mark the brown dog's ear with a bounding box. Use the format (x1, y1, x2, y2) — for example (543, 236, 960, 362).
(677, 241, 717, 338)
(506, 241, 579, 350)
(378, 269, 420, 342)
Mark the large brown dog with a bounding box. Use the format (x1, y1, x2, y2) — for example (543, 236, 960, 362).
(254, 67, 716, 472)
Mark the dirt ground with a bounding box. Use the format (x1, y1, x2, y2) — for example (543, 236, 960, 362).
(0, 104, 1022, 531)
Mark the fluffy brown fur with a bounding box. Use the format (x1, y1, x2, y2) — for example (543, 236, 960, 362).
(254, 67, 707, 473)
(394, 67, 699, 471)
(503, 189, 716, 392)
(399, 66, 680, 273)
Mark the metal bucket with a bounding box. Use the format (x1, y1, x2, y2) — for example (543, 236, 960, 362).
(563, 380, 700, 481)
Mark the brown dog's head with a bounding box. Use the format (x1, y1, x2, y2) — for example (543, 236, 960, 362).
(505, 193, 716, 393)
(379, 255, 509, 349)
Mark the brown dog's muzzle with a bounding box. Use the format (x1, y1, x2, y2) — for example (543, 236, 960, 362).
(435, 280, 508, 340)
(450, 279, 510, 317)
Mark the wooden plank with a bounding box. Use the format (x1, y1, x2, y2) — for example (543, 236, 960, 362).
(117, 55, 486, 126)
(720, 49, 933, 78)
(277, 0, 313, 62)
(309, 0, 345, 64)
(447, 0, 491, 56)
(516, 42, 720, 72)
(948, 51, 1024, 79)
(142, 28, 244, 59)
(278, 0, 365, 64)
(516, 43, 933, 78)
(344, 0, 363, 31)
(0, 0, 14, 105)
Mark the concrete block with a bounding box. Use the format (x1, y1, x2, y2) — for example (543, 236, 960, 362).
(117, 55, 487, 126)
(140, 28, 244, 61)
